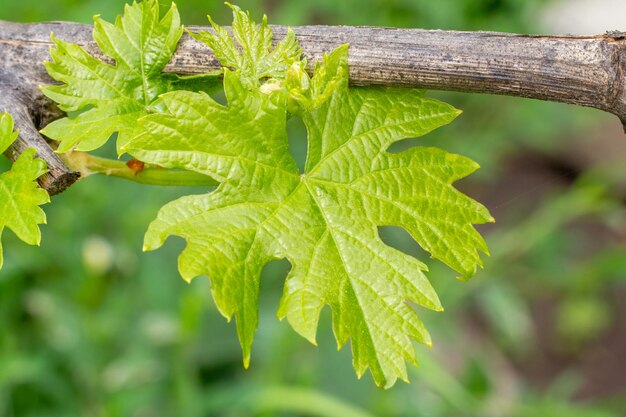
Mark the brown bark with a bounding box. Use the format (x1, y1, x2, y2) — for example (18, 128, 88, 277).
(2, 20, 626, 195)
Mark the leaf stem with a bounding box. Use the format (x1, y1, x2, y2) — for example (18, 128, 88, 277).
(60, 151, 217, 187)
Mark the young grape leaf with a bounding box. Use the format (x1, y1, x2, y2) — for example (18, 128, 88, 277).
(41, 0, 192, 153)
(125, 39, 492, 387)
(0, 113, 50, 270)
(191, 3, 302, 87)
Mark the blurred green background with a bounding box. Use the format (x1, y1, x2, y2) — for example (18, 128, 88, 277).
(2, 0, 626, 416)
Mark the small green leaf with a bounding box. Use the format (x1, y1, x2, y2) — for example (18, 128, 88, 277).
(41, 0, 196, 153)
(126, 22, 492, 386)
(191, 3, 302, 87)
(0, 113, 50, 270)
(0, 113, 19, 154)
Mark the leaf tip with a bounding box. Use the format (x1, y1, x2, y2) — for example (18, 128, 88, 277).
(376, 376, 400, 390)
(180, 273, 194, 284)
(243, 355, 251, 369)
(305, 334, 318, 347)
(335, 340, 343, 351)
(456, 272, 474, 282)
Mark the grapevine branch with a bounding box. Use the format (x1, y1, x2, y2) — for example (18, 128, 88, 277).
(2, 20, 626, 195)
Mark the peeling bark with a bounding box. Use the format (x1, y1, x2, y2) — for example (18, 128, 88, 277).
(2, 20, 626, 195)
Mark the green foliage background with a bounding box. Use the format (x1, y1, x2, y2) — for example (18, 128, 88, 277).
(1, 0, 626, 416)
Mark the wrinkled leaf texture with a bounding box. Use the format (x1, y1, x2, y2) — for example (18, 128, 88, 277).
(123, 5, 493, 388)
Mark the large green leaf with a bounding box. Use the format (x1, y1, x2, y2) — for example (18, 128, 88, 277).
(0, 113, 50, 270)
(126, 24, 492, 386)
(40, 0, 186, 152)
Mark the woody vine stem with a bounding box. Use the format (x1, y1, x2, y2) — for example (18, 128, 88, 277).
(1, 20, 626, 195)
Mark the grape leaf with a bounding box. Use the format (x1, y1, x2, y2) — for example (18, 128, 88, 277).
(0, 113, 50, 270)
(125, 22, 493, 386)
(191, 3, 302, 87)
(40, 0, 188, 153)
